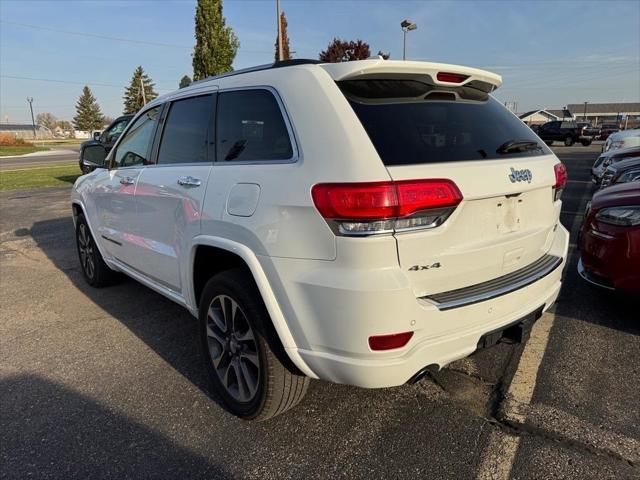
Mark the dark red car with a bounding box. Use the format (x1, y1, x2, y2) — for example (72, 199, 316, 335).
(578, 182, 640, 292)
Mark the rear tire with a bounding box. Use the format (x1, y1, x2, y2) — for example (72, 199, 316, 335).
(75, 214, 118, 287)
(199, 269, 310, 421)
(564, 136, 574, 146)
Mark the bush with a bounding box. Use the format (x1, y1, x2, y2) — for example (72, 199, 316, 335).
(0, 133, 29, 146)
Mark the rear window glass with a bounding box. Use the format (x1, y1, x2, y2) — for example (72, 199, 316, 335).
(340, 80, 550, 165)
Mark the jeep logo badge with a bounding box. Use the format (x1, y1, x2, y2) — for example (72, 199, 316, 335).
(508, 167, 533, 183)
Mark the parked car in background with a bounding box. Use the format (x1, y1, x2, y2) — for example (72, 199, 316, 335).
(71, 59, 569, 420)
(79, 115, 133, 173)
(597, 123, 620, 141)
(582, 124, 600, 137)
(536, 120, 592, 146)
(602, 128, 640, 153)
(578, 182, 640, 292)
(591, 147, 640, 186)
(600, 156, 640, 189)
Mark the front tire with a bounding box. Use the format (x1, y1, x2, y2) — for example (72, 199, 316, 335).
(564, 136, 574, 146)
(76, 214, 118, 287)
(199, 269, 309, 421)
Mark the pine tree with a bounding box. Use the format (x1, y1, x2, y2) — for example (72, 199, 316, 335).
(274, 11, 291, 62)
(192, 0, 239, 80)
(122, 66, 158, 114)
(179, 75, 192, 88)
(319, 39, 370, 63)
(73, 86, 105, 131)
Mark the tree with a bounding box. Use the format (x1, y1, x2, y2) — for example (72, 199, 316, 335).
(123, 66, 158, 115)
(319, 38, 370, 63)
(103, 116, 115, 125)
(36, 112, 57, 131)
(274, 11, 291, 62)
(73, 86, 105, 131)
(192, 0, 239, 80)
(179, 75, 192, 88)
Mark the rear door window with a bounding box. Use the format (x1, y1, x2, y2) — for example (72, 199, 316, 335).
(157, 95, 215, 165)
(340, 80, 550, 166)
(216, 89, 293, 162)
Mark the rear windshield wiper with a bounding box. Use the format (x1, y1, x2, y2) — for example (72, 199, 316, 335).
(497, 140, 541, 154)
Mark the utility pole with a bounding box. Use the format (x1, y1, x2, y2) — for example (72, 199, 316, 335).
(140, 77, 146, 106)
(276, 0, 283, 62)
(26, 97, 36, 139)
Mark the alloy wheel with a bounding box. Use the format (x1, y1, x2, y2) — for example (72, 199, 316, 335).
(77, 223, 95, 280)
(206, 294, 260, 403)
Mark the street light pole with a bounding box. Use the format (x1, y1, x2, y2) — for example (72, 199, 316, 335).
(26, 97, 36, 139)
(400, 20, 417, 60)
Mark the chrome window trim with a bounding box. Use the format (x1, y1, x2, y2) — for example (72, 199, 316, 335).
(213, 85, 300, 165)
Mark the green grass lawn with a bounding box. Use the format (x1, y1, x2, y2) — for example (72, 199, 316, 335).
(0, 145, 49, 157)
(0, 163, 80, 191)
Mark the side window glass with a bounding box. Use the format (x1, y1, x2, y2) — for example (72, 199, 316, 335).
(114, 107, 160, 167)
(216, 89, 293, 162)
(157, 95, 214, 165)
(104, 119, 128, 143)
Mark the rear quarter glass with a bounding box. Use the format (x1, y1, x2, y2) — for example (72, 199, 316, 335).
(339, 79, 551, 166)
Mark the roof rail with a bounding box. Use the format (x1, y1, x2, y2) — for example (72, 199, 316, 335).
(190, 59, 323, 86)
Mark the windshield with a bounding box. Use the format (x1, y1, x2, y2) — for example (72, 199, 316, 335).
(340, 79, 551, 166)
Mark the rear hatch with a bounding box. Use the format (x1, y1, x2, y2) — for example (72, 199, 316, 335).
(333, 65, 562, 298)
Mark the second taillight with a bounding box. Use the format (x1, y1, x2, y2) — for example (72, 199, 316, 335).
(553, 163, 567, 202)
(312, 179, 462, 236)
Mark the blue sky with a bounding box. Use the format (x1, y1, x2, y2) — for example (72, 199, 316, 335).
(1, 0, 639, 123)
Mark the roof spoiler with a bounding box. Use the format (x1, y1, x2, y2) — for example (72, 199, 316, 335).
(319, 59, 502, 93)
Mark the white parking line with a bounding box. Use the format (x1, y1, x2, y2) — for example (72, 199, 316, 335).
(475, 313, 556, 480)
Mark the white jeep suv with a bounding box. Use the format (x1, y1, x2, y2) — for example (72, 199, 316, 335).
(72, 59, 569, 420)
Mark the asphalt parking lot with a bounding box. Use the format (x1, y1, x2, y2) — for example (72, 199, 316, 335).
(1, 143, 638, 479)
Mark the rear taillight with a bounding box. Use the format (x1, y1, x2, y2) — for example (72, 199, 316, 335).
(312, 179, 462, 236)
(369, 331, 414, 351)
(436, 72, 469, 83)
(553, 162, 567, 202)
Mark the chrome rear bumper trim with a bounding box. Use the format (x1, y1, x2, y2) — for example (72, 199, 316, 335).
(420, 254, 563, 311)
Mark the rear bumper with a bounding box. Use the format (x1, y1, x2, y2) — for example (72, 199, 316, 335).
(266, 223, 569, 388)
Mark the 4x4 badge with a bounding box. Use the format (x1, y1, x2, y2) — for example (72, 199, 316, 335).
(509, 167, 533, 183)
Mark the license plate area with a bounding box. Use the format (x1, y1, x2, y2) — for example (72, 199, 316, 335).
(496, 196, 523, 234)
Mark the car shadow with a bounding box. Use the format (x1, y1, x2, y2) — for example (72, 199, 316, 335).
(1, 374, 233, 479)
(27, 216, 222, 406)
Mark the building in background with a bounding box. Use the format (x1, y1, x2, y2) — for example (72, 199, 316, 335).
(0, 124, 53, 140)
(517, 109, 562, 125)
(566, 103, 640, 127)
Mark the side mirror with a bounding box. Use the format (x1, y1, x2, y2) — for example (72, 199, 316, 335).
(93, 131, 102, 141)
(82, 144, 108, 172)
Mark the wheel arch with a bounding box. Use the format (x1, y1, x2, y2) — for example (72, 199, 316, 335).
(189, 236, 317, 379)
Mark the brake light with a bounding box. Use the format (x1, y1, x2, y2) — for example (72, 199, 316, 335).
(553, 163, 567, 202)
(312, 179, 462, 235)
(436, 72, 469, 83)
(369, 331, 414, 351)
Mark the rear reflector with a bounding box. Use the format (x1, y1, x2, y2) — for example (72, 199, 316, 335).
(436, 72, 470, 83)
(369, 332, 414, 351)
(553, 163, 567, 202)
(312, 180, 462, 220)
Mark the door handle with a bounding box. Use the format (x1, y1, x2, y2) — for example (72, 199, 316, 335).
(177, 176, 202, 187)
(120, 176, 135, 185)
